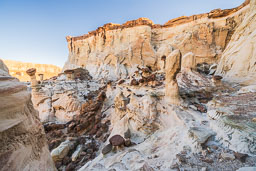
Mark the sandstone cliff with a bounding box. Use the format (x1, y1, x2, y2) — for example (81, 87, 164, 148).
(3, 59, 61, 82)
(216, 0, 256, 83)
(0, 59, 56, 171)
(63, 1, 249, 80)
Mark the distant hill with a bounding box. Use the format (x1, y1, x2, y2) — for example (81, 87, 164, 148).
(2, 59, 61, 81)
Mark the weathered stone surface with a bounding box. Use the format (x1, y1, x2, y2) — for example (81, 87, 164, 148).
(63, 3, 248, 80)
(124, 129, 131, 139)
(3, 59, 61, 81)
(140, 163, 154, 171)
(109, 135, 125, 146)
(181, 52, 196, 71)
(211, 75, 223, 86)
(70, 2, 256, 171)
(102, 144, 113, 155)
(188, 127, 215, 144)
(0, 59, 9, 76)
(165, 49, 181, 105)
(216, 0, 256, 83)
(234, 152, 248, 162)
(71, 144, 82, 161)
(3, 1, 255, 171)
(52, 93, 81, 122)
(221, 152, 236, 160)
(26, 68, 37, 76)
(51, 140, 73, 162)
(0, 60, 56, 171)
(124, 139, 132, 147)
(237, 167, 256, 171)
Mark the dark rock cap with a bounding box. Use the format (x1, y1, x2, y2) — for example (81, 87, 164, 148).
(26, 68, 36, 76)
(109, 135, 125, 146)
(213, 75, 223, 81)
(64, 69, 75, 74)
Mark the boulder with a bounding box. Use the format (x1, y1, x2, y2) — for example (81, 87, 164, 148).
(102, 144, 113, 155)
(188, 127, 215, 144)
(124, 129, 131, 139)
(109, 135, 125, 146)
(221, 152, 235, 160)
(51, 140, 73, 162)
(71, 145, 82, 161)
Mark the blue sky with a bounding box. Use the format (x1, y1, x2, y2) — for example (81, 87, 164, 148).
(0, 0, 244, 67)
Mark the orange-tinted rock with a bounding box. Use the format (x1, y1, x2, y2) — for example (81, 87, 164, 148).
(63, 2, 249, 79)
(0, 60, 56, 170)
(26, 68, 36, 76)
(3, 59, 61, 82)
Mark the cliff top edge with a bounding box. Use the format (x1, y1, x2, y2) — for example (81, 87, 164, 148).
(66, 0, 250, 42)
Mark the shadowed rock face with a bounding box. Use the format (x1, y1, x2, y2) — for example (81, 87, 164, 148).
(216, 0, 256, 83)
(1, 1, 255, 171)
(0, 60, 56, 171)
(63, 2, 249, 80)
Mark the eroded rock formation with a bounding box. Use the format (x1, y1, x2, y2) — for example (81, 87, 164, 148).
(26, 68, 95, 123)
(215, 0, 256, 83)
(165, 49, 181, 105)
(2, 1, 256, 171)
(3, 59, 61, 82)
(0, 59, 56, 171)
(63, 1, 249, 80)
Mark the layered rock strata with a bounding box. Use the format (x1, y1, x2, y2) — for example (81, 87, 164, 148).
(3, 59, 61, 82)
(26, 68, 93, 123)
(79, 61, 256, 171)
(165, 49, 181, 105)
(215, 0, 256, 83)
(0, 59, 56, 171)
(63, 1, 249, 80)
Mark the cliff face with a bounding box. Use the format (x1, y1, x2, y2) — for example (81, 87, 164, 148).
(0, 59, 56, 170)
(216, 0, 256, 83)
(63, 1, 249, 80)
(3, 59, 61, 82)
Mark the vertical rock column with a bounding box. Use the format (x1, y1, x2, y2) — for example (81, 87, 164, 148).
(0, 60, 56, 171)
(165, 49, 181, 105)
(181, 52, 196, 72)
(26, 68, 39, 89)
(38, 74, 44, 82)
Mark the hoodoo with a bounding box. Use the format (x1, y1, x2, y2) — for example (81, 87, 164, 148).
(1, 0, 256, 171)
(0, 59, 56, 171)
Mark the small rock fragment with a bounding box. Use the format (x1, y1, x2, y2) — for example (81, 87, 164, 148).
(102, 144, 112, 155)
(124, 129, 131, 139)
(140, 163, 154, 171)
(188, 127, 215, 144)
(234, 152, 248, 163)
(124, 139, 131, 147)
(201, 157, 213, 163)
(130, 79, 139, 86)
(221, 152, 235, 160)
(71, 145, 82, 161)
(201, 167, 207, 171)
(176, 154, 186, 163)
(51, 140, 73, 162)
